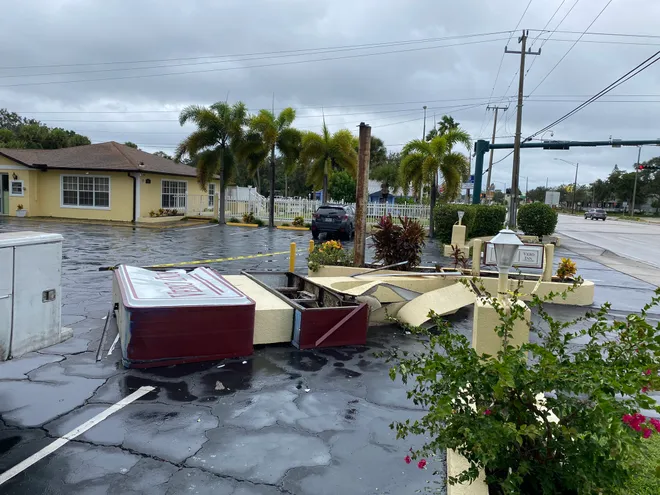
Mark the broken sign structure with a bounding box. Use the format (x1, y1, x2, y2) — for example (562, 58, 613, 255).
(113, 265, 255, 368)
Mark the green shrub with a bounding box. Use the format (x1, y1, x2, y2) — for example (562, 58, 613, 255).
(434, 204, 505, 244)
(293, 216, 305, 227)
(308, 240, 354, 272)
(254, 218, 265, 227)
(372, 215, 426, 269)
(388, 285, 660, 494)
(281, 222, 291, 227)
(517, 202, 558, 237)
(229, 217, 239, 223)
(242, 212, 256, 224)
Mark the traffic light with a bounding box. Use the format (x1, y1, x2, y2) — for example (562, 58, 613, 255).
(542, 141, 570, 150)
(637, 164, 660, 171)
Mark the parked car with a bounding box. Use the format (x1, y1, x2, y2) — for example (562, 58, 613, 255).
(311, 204, 355, 240)
(585, 208, 607, 221)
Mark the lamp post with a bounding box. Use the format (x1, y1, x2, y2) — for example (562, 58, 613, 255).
(491, 228, 523, 300)
(631, 146, 643, 216)
(554, 158, 579, 213)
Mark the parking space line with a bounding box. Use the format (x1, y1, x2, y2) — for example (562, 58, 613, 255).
(0, 386, 155, 487)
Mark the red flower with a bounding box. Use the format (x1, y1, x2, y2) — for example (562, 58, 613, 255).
(650, 418, 660, 433)
(484, 409, 492, 416)
(642, 386, 650, 393)
(644, 428, 653, 439)
(418, 459, 427, 469)
(622, 414, 633, 424)
(404, 455, 411, 464)
(645, 369, 652, 376)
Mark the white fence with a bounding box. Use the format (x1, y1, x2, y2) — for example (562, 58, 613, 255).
(223, 197, 431, 224)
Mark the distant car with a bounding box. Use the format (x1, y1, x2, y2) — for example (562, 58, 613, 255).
(585, 208, 607, 221)
(311, 204, 355, 240)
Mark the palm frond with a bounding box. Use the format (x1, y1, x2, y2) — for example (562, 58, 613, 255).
(277, 107, 296, 130)
(402, 139, 431, 156)
(196, 148, 223, 188)
(300, 131, 326, 164)
(307, 156, 328, 189)
(439, 152, 468, 201)
(443, 128, 472, 153)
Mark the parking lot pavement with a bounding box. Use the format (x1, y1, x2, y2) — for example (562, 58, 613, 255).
(0, 218, 444, 494)
(1, 218, 658, 494)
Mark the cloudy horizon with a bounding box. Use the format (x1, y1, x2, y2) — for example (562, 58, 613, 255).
(2, 0, 659, 191)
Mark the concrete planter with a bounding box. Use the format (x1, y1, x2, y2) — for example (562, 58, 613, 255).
(15, 209, 27, 217)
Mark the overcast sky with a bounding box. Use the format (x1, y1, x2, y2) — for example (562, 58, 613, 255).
(2, 0, 659, 191)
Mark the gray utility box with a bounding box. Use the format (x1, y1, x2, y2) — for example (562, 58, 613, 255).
(0, 231, 69, 360)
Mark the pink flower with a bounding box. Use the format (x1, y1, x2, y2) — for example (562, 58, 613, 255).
(622, 414, 633, 424)
(484, 409, 492, 416)
(404, 455, 411, 464)
(644, 428, 653, 439)
(418, 459, 427, 469)
(645, 369, 652, 376)
(642, 386, 650, 393)
(650, 418, 660, 433)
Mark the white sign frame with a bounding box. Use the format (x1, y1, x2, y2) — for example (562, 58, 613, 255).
(483, 243, 544, 269)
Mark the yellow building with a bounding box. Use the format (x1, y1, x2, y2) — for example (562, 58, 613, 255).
(0, 142, 219, 222)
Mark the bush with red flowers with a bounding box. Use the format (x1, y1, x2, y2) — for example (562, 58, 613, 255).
(389, 283, 660, 494)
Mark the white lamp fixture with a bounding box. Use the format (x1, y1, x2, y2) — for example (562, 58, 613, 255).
(490, 228, 523, 299)
(457, 210, 465, 225)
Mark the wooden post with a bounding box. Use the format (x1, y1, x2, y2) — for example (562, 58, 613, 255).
(309, 239, 315, 254)
(354, 122, 371, 267)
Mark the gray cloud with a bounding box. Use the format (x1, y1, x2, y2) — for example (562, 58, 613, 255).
(1, 0, 658, 188)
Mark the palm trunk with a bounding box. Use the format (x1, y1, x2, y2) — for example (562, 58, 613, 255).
(322, 174, 329, 204)
(268, 146, 276, 228)
(219, 172, 226, 224)
(429, 175, 437, 238)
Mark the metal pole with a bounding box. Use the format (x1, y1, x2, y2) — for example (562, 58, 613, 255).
(631, 146, 642, 216)
(269, 93, 276, 228)
(354, 122, 371, 267)
(572, 163, 579, 214)
(422, 106, 427, 140)
(472, 140, 489, 204)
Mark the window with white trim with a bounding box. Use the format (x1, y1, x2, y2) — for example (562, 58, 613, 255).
(162, 180, 187, 208)
(208, 183, 215, 207)
(62, 176, 110, 208)
(9, 180, 24, 196)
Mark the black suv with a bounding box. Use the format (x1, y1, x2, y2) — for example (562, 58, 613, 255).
(311, 204, 355, 240)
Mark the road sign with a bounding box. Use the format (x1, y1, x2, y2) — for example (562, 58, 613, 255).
(461, 175, 475, 190)
(483, 243, 544, 269)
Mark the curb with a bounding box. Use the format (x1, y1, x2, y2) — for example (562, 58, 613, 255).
(277, 226, 310, 231)
(226, 222, 260, 228)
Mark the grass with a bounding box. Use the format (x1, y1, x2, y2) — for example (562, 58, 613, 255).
(625, 434, 660, 494)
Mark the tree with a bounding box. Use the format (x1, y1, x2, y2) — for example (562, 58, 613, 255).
(328, 170, 356, 202)
(244, 108, 301, 227)
(124, 141, 139, 149)
(371, 151, 401, 202)
(526, 186, 548, 203)
(426, 115, 460, 141)
(153, 151, 173, 160)
(492, 190, 505, 204)
(175, 101, 248, 224)
(400, 127, 471, 232)
(369, 136, 387, 170)
(300, 122, 358, 204)
(0, 110, 90, 149)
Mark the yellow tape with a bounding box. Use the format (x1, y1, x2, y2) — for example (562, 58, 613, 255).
(146, 250, 291, 268)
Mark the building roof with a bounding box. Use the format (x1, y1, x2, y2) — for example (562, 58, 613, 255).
(0, 141, 198, 178)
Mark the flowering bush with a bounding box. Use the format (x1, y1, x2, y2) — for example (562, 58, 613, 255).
(388, 283, 660, 494)
(307, 240, 354, 272)
(556, 257, 577, 281)
(293, 216, 305, 227)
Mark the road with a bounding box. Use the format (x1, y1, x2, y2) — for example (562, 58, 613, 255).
(556, 214, 660, 270)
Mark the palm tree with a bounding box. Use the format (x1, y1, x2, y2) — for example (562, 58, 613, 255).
(370, 151, 401, 202)
(300, 122, 357, 203)
(175, 101, 248, 224)
(246, 108, 301, 227)
(400, 128, 471, 235)
(425, 115, 460, 141)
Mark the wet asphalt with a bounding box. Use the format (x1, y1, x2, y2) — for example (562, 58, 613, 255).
(0, 217, 658, 494)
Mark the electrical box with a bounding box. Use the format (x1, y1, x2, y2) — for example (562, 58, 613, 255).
(0, 231, 67, 360)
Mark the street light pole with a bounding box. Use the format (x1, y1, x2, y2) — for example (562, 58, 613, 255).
(631, 146, 642, 216)
(572, 163, 579, 214)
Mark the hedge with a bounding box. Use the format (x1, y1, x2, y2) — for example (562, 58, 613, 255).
(517, 202, 558, 237)
(434, 204, 506, 244)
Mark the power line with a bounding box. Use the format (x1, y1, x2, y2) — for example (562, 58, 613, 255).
(0, 37, 511, 89)
(529, 29, 660, 40)
(527, 0, 614, 96)
(0, 31, 514, 71)
(529, 0, 568, 49)
(529, 50, 660, 139)
(476, 0, 534, 138)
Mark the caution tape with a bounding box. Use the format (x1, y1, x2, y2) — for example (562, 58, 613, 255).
(145, 250, 293, 268)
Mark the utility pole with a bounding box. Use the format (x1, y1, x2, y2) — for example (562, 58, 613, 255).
(422, 106, 427, 140)
(631, 146, 643, 216)
(572, 163, 579, 214)
(505, 30, 541, 229)
(268, 93, 276, 228)
(485, 105, 508, 202)
(354, 122, 371, 267)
